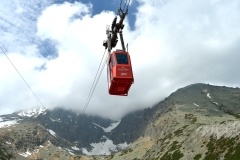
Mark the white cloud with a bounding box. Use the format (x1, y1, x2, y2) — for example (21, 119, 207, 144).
(130, 0, 240, 88)
(0, 0, 240, 119)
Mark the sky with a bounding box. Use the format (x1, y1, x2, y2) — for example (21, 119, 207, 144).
(0, 0, 240, 120)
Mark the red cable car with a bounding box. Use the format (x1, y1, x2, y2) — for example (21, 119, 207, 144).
(108, 50, 134, 96)
(103, 0, 133, 96)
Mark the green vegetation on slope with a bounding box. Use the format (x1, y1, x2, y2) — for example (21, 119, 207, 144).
(205, 135, 240, 160)
(0, 147, 14, 160)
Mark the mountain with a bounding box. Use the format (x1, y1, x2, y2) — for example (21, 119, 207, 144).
(1, 83, 240, 159)
(111, 83, 240, 160)
(0, 106, 151, 159)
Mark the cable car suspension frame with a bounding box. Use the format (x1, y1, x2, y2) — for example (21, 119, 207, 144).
(103, 0, 130, 52)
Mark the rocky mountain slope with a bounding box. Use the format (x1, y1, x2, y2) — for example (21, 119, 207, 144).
(1, 83, 240, 159)
(111, 83, 240, 160)
(0, 104, 151, 159)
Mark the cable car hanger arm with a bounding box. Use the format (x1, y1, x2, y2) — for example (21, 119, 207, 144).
(103, 0, 130, 52)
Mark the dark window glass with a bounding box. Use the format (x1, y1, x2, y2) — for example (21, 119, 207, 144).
(116, 53, 128, 64)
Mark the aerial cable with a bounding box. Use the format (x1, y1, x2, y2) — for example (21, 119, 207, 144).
(120, 0, 122, 7)
(0, 46, 45, 108)
(120, 0, 130, 13)
(82, 48, 108, 114)
(122, 0, 127, 11)
(82, 49, 108, 113)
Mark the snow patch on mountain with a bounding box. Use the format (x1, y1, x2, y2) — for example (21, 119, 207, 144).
(64, 148, 75, 155)
(0, 120, 18, 128)
(50, 118, 61, 122)
(18, 150, 32, 157)
(93, 120, 121, 132)
(207, 93, 211, 98)
(82, 136, 129, 155)
(48, 129, 57, 137)
(213, 101, 219, 106)
(104, 120, 121, 132)
(193, 103, 199, 107)
(71, 146, 80, 150)
(202, 89, 212, 99)
(18, 107, 46, 118)
(18, 149, 39, 158)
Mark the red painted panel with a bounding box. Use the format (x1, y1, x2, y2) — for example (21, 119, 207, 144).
(108, 51, 134, 96)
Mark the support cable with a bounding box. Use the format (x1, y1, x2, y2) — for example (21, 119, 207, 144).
(0, 46, 45, 108)
(82, 49, 108, 114)
(83, 0, 130, 113)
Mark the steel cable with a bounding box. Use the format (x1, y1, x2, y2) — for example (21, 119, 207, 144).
(82, 49, 109, 114)
(0, 46, 45, 108)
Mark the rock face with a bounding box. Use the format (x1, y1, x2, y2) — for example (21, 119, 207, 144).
(0, 103, 151, 159)
(111, 83, 240, 160)
(1, 83, 240, 160)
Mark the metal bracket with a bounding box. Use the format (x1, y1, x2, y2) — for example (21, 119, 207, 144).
(103, 0, 130, 53)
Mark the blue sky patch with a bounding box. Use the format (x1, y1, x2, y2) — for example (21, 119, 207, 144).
(53, 0, 138, 30)
(38, 39, 58, 59)
(35, 63, 47, 71)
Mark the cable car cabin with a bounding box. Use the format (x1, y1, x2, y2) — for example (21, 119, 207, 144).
(108, 50, 134, 96)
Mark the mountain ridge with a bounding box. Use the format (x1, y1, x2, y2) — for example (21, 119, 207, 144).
(112, 83, 240, 160)
(1, 83, 240, 159)
(0, 104, 151, 159)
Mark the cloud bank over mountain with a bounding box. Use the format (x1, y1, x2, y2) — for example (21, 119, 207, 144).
(0, 0, 240, 119)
